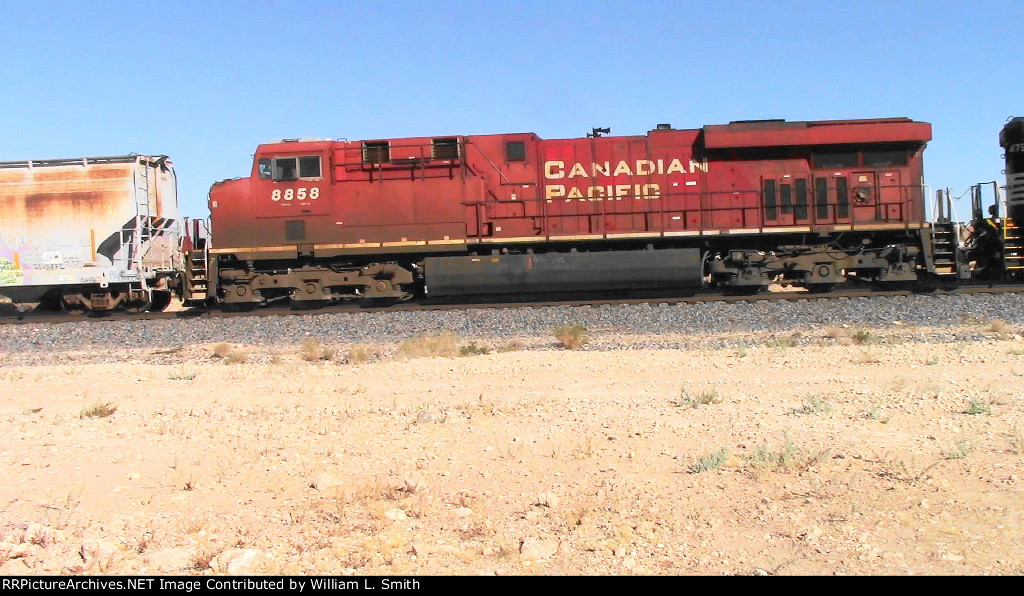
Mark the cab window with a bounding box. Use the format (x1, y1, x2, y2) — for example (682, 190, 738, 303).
(257, 159, 271, 179)
(270, 156, 321, 181)
(299, 156, 321, 178)
(272, 158, 297, 181)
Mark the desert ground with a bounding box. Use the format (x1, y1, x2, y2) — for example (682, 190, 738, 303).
(0, 322, 1022, 575)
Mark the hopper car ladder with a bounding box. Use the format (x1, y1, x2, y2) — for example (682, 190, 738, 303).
(136, 160, 152, 247)
(122, 157, 154, 274)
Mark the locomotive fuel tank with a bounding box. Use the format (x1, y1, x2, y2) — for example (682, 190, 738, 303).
(423, 248, 702, 297)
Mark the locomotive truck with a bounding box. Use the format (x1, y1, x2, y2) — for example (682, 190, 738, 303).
(184, 117, 962, 310)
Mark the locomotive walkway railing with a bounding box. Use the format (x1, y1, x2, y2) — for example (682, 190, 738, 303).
(468, 182, 926, 241)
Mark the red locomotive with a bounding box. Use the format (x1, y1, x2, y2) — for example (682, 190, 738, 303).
(189, 117, 945, 308)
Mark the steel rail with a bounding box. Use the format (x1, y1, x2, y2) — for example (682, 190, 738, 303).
(3, 282, 1023, 327)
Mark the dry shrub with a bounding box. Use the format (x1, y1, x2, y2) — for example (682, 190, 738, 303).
(80, 402, 117, 419)
(397, 333, 458, 359)
(496, 340, 524, 353)
(554, 324, 588, 350)
(852, 329, 873, 345)
(787, 395, 832, 416)
(677, 387, 723, 408)
(346, 345, 373, 364)
(688, 447, 729, 474)
(167, 367, 197, 381)
(300, 338, 334, 361)
(225, 349, 248, 364)
(989, 319, 1015, 339)
(747, 433, 830, 475)
(459, 342, 490, 356)
(300, 338, 322, 361)
(769, 333, 800, 348)
(212, 343, 233, 358)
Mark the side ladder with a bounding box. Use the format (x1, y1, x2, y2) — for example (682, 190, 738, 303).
(931, 188, 970, 280)
(930, 222, 961, 277)
(1003, 218, 1024, 277)
(182, 219, 210, 304)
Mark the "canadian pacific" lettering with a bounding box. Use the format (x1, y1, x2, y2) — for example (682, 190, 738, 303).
(542, 157, 706, 201)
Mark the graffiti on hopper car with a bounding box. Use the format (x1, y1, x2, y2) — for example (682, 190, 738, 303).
(0, 258, 23, 286)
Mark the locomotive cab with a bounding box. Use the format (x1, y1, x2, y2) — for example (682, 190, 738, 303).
(208, 138, 426, 308)
(246, 140, 334, 241)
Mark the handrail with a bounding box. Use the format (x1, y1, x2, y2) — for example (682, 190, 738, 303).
(464, 140, 513, 185)
(474, 181, 927, 238)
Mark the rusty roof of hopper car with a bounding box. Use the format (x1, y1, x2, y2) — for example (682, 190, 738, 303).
(0, 155, 169, 169)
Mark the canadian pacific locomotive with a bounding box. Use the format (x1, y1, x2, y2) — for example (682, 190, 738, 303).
(184, 117, 959, 309)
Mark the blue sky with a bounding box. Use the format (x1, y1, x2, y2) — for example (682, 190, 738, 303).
(0, 0, 1019, 221)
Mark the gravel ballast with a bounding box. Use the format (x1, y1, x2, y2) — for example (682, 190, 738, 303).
(2, 293, 1022, 359)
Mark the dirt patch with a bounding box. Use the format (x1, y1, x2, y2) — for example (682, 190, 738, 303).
(0, 325, 1022, 575)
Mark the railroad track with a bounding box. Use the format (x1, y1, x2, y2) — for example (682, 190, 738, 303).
(3, 282, 1023, 326)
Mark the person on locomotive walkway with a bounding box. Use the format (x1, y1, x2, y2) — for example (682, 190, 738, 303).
(971, 208, 1004, 281)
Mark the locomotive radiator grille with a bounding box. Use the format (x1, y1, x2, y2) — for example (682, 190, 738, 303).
(1008, 173, 1024, 205)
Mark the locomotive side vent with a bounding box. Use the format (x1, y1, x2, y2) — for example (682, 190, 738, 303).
(432, 138, 459, 160)
(362, 141, 391, 164)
